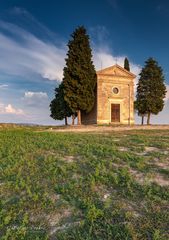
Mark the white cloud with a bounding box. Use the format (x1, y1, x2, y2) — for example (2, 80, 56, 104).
(0, 16, 141, 84)
(24, 91, 48, 99)
(0, 13, 141, 83)
(93, 49, 141, 76)
(23, 91, 48, 107)
(0, 102, 24, 115)
(5, 104, 24, 115)
(0, 21, 66, 81)
(0, 84, 8, 89)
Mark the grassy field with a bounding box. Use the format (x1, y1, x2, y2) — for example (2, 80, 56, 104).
(0, 127, 169, 239)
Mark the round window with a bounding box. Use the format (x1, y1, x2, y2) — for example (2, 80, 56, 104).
(113, 87, 119, 94)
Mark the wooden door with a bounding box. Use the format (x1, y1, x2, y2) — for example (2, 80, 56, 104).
(111, 104, 120, 122)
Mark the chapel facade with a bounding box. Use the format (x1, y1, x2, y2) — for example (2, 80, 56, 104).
(81, 64, 136, 125)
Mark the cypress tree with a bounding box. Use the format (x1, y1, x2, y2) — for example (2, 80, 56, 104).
(63, 26, 97, 125)
(124, 57, 130, 71)
(134, 100, 147, 125)
(135, 58, 166, 125)
(50, 82, 72, 125)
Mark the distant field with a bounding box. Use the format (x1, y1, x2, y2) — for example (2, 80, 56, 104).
(0, 127, 169, 239)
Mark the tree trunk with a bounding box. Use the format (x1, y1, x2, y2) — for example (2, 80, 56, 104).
(65, 116, 68, 126)
(147, 112, 151, 125)
(77, 110, 81, 125)
(72, 115, 75, 125)
(141, 115, 144, 125)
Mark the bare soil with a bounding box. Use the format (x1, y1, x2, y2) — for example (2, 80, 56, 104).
(47, 125, 169, 133)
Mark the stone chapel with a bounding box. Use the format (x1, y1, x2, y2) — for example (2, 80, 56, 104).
(81, 64, 136, 125)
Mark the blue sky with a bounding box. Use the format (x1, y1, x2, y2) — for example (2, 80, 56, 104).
(0, 0, 169, 125)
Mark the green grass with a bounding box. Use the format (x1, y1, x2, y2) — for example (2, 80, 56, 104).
(0, 128, 169, 239)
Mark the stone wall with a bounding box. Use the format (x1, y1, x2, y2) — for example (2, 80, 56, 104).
(81, 65, 135, 125)
(97, 76, 134, 124)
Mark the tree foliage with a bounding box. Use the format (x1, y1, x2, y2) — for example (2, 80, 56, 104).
(50, 82, 72, 125)
(63, 26, 97, 124)
(135, 58, 166, 124)
(124, 57, 130, 71)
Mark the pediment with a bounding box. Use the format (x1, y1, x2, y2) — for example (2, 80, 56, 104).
(97, 64, 136, 78)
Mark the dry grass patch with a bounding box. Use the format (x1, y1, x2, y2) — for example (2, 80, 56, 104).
(112, 138, 120, 142)
(144, 146, 160, 152)
(118, 147, 129, 152)
(47, 208, 72, 228)
(62, 155, 76, 163)
(151, 173, 169, 186)
(130, 168, 169, 186)
(150, 157, 169, 170)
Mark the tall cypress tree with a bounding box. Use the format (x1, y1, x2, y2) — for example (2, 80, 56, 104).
(50, 82, 72, 125)
(134, 100, 147, 125)
(63, 26, 97, 125)
(124, 57, 130, 71)
(135, 58, 166, 125)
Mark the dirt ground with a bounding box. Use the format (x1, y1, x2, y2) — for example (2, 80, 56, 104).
(47, 125, 169, 133)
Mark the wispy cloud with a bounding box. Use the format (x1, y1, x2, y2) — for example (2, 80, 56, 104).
(0, 18, 66, 81)
(0, 15, 141, 83)
(93, 49, 141, 75)
(0, 84, 8, 89)
(23, 91, 48, 107)
(24, 91, 48, 99)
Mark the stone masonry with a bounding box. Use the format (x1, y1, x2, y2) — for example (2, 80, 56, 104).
(81, 64, 136, 125)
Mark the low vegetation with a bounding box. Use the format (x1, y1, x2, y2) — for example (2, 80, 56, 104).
(0, 127, 169, 239)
